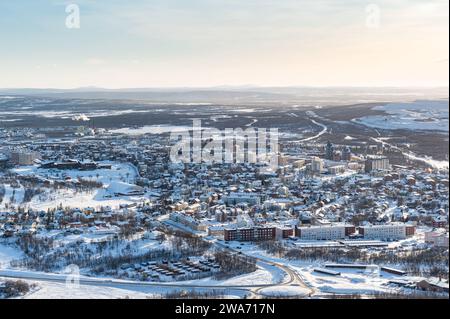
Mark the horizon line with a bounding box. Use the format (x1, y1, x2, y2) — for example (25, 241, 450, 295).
(1, 85, 449, 91)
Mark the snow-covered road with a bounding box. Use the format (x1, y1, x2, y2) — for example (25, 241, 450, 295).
(371, 137, 449, 169)
(299, 118, 328, 142)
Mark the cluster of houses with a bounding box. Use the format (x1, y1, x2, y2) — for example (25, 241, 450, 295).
(0, 128, 448, 247)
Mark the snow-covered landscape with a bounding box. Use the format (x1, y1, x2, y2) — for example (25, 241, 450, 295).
(354, 100, 449, 132)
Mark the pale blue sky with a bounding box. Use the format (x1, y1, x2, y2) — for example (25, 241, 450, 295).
(0, 0, 448, 88)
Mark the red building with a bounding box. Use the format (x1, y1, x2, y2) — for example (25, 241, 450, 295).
(405, 225, 416, 237)
(276, 227, 294, 239)
(432, 216, 447, 228)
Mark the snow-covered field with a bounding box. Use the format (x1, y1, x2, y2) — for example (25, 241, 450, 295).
(371, 137, 449, 169)
(13, 162, 137, 185)
(354, 100, 449, 132)
(21, 281, 157, 299)
(295, 265, 397, 295)
(259, 286, 310, 298)
(0, 243, 24, 268)
(180, 262, 286, 287)
(221, 241, 411, 296)
(110, 125, 193, 136)
(11, 162, 145, 210)
(24, 187, 144, 211)
(0, 184, 25, 209)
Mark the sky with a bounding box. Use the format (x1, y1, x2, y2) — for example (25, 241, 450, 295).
(0, 0, 448, 88)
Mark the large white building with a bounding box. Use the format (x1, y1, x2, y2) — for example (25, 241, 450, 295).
(311, 157, 324, 173)
(425, 231, 449, 248)
(223, 192, 261, 206)
(169, 212, 207, 231)
(10, 150, 40, 165)
(296, 224, 355, 240)
(365, 155, 390, 173)
(328, 164, 346, 175)
(358, 223, 415, 240)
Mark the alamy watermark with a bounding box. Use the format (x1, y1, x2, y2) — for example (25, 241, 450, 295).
(65, 3, 80, 29)
(170, 120, 279, 171)
(365, 264, 381, 277)
(365, 4, 381, 29)
(64, 264, 80, 289)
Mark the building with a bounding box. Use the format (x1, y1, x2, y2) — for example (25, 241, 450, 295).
(224, 226, 276, 241)
(416, 278, 449, 293)
(0, 154, 8, 169)
(328, 165, 346, 175)
(275, 226, 294, 239)
(107, 182, 144, 197)
(342, 147, 352, 161)
(295, 224, 355, 240)
(365, 156, 390, 173)
(208, 226, 225, 238)
(311, 157, 324, 173)
(223, 192, 261, 206)
(293, 159, 306, 169)
(10, 151, 40, 165)
(325, 141, 334, 160)
(424, 231, 449, 248)
(432, 216, 447, 228)
(169, 212, 207, 231)
(40, 160, 103, 170)
(358, 223, 415, 240)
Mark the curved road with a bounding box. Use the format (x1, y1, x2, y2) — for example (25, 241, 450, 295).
(1, 222, 315, 299)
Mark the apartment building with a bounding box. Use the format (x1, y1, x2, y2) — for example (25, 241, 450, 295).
(169, 212, 207, 231)
(275, 226, 294, 239)
(295, 224, 356, 240)
(311, 157, 324, 173)
(224, 226, 276, 241)
(425, 231, 449, 248)
(223, 192, 261, 206)
(358, 223, 415, 240)
(10, 150, 40, 165)
(365, 155, 390, 173)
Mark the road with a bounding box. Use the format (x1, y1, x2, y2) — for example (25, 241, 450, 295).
(165, 218, 315, 298)
(211, 239, 315, 298)
(371, 136, 449, 169)
(0, 221, 315, 299)
(299, 117, 328, 142)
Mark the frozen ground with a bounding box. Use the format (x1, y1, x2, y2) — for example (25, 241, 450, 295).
(0, 184, 25, 209)
(11, 162, 145, 210)
(354, 100, 449, 132)
(20, 280, 156, 299)
(294, 265, 396, 295)
(221, 240, 410, 296)
(0, 269, 249, 299)
(0, 243, 24, 268)
(179, 262, 286, 287)
(13, 162, 137, 185)
(259, 286, 310, 298)
(371, 137, 449, 169)
(109, 125, 193, 136)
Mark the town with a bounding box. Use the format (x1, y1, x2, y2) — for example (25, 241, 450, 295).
(0, 100, 448, 299)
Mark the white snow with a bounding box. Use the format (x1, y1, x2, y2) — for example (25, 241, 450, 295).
(259, 286, 309, 297)
(179, 262, 286, 287)
(110, 125, 193, 136)
(0, 184, 25, 208)
(0, 243, 24, 268)
(21, 281, 156, 299)
(371, 137, 449, 169)
(354, 100, 449, 132)
(12, 162, 145, 210)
